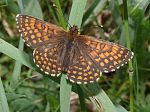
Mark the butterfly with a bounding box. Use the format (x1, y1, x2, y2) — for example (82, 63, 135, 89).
(16, 14, 134, 84)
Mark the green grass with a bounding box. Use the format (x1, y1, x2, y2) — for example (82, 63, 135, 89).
(0, 77, 9, 112)
(0, 0, 150, 111)
(10, 0, 24, 90)
(123, 0, 134, 111)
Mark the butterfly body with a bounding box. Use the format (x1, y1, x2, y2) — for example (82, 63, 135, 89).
(16, 14, 134, 84)
(60, 38, 77, 71)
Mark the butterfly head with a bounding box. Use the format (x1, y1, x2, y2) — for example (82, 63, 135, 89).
(69, 25, 78, 35)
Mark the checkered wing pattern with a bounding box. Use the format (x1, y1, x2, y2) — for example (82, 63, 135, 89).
(16, 14, 66, 77)
(16, 14, 134, 84)
(66, 47, 102, 84)
(78, 35, 134, 73)
(16, 14, 65, 48)
(33, 43, 64, 77)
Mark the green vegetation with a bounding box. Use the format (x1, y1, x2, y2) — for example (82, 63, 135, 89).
(0, 0, 150, 112)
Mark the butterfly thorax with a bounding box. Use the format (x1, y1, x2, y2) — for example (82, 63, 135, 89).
(69, 25, 78, 38)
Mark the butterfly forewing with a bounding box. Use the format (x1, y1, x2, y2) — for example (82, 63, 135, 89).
(16, 14, 66, 77)
(16, 14, 65, 48)
(78, 35, 134, 73)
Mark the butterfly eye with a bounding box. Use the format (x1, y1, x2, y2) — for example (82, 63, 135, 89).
(69, 25, 78, 34)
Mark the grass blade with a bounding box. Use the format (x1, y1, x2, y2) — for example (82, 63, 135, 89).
(123, 0, 134, 112)
(10, 0, 25, 89)
(68, 0, 87, 28)
(109, 0, 122, 27)
(46, 0, 59, 25)
(82, 0, 107, 26)
(0, 38, 35, 69)
(55, 0, 67, 29)
(115, 104, 128, 112)
(77, 85, 86, 112)
(0, 78, 9, 112)
(60, 74, 72, 112)
(24, 0, 43, 19)
(82, 84, 117, 112)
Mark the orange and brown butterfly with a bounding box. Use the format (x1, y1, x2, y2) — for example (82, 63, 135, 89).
(16, 14, 134, 84)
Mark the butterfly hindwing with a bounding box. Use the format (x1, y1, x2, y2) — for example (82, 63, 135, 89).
(16, 14, 65, 48)
(66, 46, 102, 84)
(78, 35, 134, 73)
(33, 43, 64, 77)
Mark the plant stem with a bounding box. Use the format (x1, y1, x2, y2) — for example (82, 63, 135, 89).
(123, 0, 134, 112)
(77, 85, 87, 112)
(46, 0, 59, 25)
(55, 0, 67, 29)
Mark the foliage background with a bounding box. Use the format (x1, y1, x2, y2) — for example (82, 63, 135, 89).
(0, 0, 150, 112)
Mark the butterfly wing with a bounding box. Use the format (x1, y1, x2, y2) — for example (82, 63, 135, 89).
(16, 14, 66, 48)
(33, 41, 65, 77)
(16, 14, 67, 77)
(77, 35, 134, 73)
(66, 45, 102, 84)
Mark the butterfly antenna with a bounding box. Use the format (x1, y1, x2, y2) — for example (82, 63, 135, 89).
(83, 24, 104, 30)
(90, 24, 104, 29)
(67, 22, 72, 29)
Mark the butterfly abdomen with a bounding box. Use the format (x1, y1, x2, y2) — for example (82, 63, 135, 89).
(61, 39, 77, 71)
